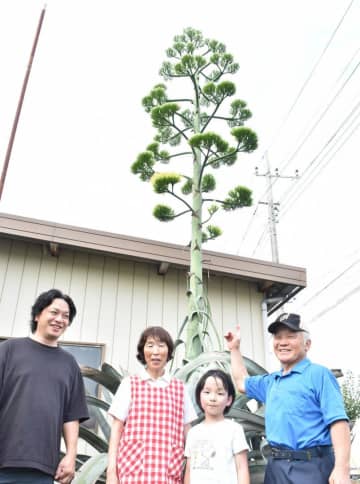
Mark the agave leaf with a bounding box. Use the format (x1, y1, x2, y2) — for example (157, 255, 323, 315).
(86, 395, 110, 413)
(226, 408, 265, 429)
(86, 396, 110, 441)
(232, 393, 251, 409)
(72, 453, 108, 484)
(173, 350, 267, 381)
(101, 387, 113, 405)
(101, 362, 128, 381)
(75, 454, 90, 470)
(79, 426, 108, 453)
(173, 351, 230, 380)
(245, 357, 267, 376)
(81, 366, 120, 394)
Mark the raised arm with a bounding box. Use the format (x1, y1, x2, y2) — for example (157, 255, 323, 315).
(224, 326, 248, 394)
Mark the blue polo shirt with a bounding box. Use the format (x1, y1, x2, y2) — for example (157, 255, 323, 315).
(245, 358, 348, 449)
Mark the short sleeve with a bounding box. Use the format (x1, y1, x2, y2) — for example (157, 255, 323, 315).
(64, 363, 89, 423)
(232, 421, 249, 454)
(316, 367, 348, 425)
(108, 376, 131, 421)
(245, 374, 271, 403)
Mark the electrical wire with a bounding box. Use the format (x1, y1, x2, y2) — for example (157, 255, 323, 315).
(250, 117, 360, 257)
(307, 283, 360, 323)
(279, 94, 360, 202)
(258, 0, 356, 156)
(280, 115, 360, 218)
(302, 257, 360, 308)
(237, 1, 358, 256)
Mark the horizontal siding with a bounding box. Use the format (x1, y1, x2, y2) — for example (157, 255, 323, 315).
(0, 239, 265, 373)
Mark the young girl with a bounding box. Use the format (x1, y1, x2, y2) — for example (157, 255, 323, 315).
(106, 326, 197, 484)
(184, 369, 250, 484)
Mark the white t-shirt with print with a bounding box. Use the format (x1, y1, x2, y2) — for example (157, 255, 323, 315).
(185, 418, 249, 484)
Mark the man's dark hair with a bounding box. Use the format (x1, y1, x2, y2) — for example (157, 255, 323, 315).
(30, 288, 77, 333)
(136, 326, 174, 365)
(195, 368, 236, 414)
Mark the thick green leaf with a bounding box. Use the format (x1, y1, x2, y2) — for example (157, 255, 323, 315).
(81, 366, 120, 395)
(72, 453, 108, 484)
(86, 396, 110, 441)
(79, 426, 108, 453)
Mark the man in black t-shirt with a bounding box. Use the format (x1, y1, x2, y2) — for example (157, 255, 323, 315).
(0, 289, 89, 484)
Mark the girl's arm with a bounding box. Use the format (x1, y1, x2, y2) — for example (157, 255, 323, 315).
(235, 450, 250, 484)
(106, 417, 124, 484)
(183, 457, 191, 484)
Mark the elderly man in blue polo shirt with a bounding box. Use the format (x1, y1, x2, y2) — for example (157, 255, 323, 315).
(225, 313, 351, 484)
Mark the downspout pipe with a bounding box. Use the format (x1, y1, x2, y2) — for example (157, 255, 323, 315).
(261, 297, 283, 370)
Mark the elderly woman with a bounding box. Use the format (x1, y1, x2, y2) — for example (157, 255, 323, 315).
(106, 326, 197, 484)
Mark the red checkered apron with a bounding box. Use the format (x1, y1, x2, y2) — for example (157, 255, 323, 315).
(116, 375, 185, 484)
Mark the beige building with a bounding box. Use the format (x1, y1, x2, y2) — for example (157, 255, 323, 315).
(0, 212, 306, 374)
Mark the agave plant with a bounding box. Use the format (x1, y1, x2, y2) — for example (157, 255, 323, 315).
(72, 352, 268, 484)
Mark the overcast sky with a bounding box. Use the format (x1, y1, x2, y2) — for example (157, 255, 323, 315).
(0, 0, 359, 373)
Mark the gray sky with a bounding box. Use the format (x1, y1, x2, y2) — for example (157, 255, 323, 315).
(0, 0, 359, 373)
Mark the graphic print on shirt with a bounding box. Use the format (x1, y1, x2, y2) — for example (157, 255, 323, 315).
(191, 439, 216, 471)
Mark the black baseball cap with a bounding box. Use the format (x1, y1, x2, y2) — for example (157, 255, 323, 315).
(268, 313, 305, 334)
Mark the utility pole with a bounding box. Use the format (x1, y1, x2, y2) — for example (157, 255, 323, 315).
(255, 152, 298, 263)
(0, 5, 46, 201)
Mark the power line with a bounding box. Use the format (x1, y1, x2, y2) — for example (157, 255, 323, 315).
(254, 48, 360, 212)
(280, 115, 360, 218)
(251, 116, 360, 256)
(279, 95, 360, 203)
(242, 51, 360, 253)
(277, 59, 360, 174)
(308, 283, 360, 323)
(302, 257, 360, 308)
(254, 95, 360, 245)
(237, 1, 357, 255)
(297, 246, 360, 302)
(255, 0, 356, 158)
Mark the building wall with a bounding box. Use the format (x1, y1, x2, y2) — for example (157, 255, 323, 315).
(0, 237, 265, 372)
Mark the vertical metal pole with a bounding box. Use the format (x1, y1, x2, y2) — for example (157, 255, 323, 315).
(265, 153, 279, 263)
(0, 6, 46, 200)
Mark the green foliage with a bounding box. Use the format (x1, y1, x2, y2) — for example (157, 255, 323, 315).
(153, 203, 175, 221)
(142, 84, 168, 113)
(223, 186, 253, 210)
(341, 371, 360, 421)
(202, 224, 222, 242)
(231, 126, 258, 151)
(207, 203, 219, 215)
(181, 178, 193, 195)
(131, 26, 258, 361)
(201, 173, 216, 192)
(151, 172, 181, 193)
(131, 151, 155, 181)
(132, 26, 257, 234)
(228, 100, 252, 127)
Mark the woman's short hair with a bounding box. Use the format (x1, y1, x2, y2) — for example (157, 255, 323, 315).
(136, 326, 174, 365)
(195, 368, 236, 414)
(30, 288, 77, 333)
